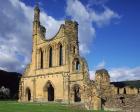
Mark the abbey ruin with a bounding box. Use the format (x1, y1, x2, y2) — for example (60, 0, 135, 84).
(18, 5, 140, 111)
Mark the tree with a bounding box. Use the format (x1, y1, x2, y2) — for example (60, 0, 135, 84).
(0, 86, 10, 99)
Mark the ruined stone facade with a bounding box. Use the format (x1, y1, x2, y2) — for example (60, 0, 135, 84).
(19, 5, 89, 104)
(19, 5, 140, 111)
(88, 69, 140, 111)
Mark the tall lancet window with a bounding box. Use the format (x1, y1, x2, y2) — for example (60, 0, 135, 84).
(40, 49, 43, 69)
(49, 47, 52, 67)
(59, 44, 63, 66)
(73, 46, 76, 54)
(76, 60, 80, 70)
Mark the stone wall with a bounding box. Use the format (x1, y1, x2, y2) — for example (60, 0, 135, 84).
(19, 5, 140, 111)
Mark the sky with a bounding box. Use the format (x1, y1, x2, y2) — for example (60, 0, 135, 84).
(0, 0, 140, 81)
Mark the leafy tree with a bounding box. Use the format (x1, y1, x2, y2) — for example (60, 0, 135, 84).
(0, 86, 10, 99)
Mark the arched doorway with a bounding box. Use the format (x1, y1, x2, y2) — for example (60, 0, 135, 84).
(44, 81, 54, 101)
(26, 88, 31, 101)
(73, 84, 81, 102)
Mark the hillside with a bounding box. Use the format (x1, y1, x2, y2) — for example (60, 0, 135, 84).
(111, 80, 140, 88)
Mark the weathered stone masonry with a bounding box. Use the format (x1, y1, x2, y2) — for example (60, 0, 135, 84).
(19, 5, 140, 111)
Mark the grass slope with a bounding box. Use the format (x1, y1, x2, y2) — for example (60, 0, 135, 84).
(0, 101, 109, 112)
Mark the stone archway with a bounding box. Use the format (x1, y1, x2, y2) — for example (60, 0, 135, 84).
(44, 81, 54, 101)
(26, 88, 31, 101)
(73, 84, 81, 102)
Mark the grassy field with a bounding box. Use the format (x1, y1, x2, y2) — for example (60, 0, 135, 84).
(0, 101, 109, 112)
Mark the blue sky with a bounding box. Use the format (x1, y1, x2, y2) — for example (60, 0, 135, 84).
(0, 0, 140, 81)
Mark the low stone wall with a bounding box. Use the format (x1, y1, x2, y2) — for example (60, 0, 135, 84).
(104, 94, 140, 112)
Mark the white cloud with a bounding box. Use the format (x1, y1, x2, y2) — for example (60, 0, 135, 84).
(79, 44, 90, 54)
(66, 0, 120, 55)
(89, 70, 95, 80)
(0, 67, 8, 71)
(0, 0, 63, 73)
(66, 0, 95, 55)
(67, 0, 139, 82)
(0, 0, 139, 83)
(91, 6, 120, 27)
(89, 60, 106, 80)
(40, 13, 63, 38)
(96, 60, 106, 69)
(109, 67, 140, 82)
(0, 0, 120, 74)
(89, 66, 140, 82)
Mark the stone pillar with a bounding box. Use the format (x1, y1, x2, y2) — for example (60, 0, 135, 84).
(18, 80, 22, 102)
(52, 45, 54, 67)
(46, 47, 50, 68)
(43, 49, 46, 68)
(62, 43, 65, 65)
(93, 96, 101, 110)
(36, 49, 39, 69)
(32, 78, 36, 101)
(37, 50, 41, 69)
(54, 44, 57, 66)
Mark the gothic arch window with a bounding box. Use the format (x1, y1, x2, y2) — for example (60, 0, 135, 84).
(76, 60, 80, 70)
(49, 47, 52, 67)
(59, 44, 63, 66)
(138, 89, 140, 93)
(117, 88, 119, 94)
(73, 46, 76, 54)
(73, 58, 80, 71)
(40, 49, 43, 69)
(124, 88, 126, 94)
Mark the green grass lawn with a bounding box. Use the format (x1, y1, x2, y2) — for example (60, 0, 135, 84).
(0, 101, 109, 112)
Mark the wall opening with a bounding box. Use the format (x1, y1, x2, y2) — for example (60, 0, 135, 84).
(101, 98, 106, 109)
(59, 44, 63, 66)
(40, 49, 43, 69)
(73, 46, 76, 54)
(76, 60, 80, 71)
(49, 47, 52, 67)
(48, 83, 54, 101)
(138, 89, 139, 93)
(117, 88, 119, 94)
(73, 85, 81, 102)
(26, 88, 31, 101)
(124, 88, 126, 94)
(44, 81, 54, 101)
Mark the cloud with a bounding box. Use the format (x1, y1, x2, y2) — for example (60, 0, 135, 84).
(40, 13, 63, 39)
(89, 70, 96, 80)
(0, 0, 139, 83)
(0, 0, 32, 72)
(109, 67, 140, 82)
(96, 60, 106, 69)
(66, 0, 140, 82)
(89, 65, 140, 82)
(66, 0, 95, 55)
(0, 0, 63, 73)
(91, 6, 120, 27)
(66, 0, 120, 55)
(89, 60, 106, 80)
(0, 0, 120, 74)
